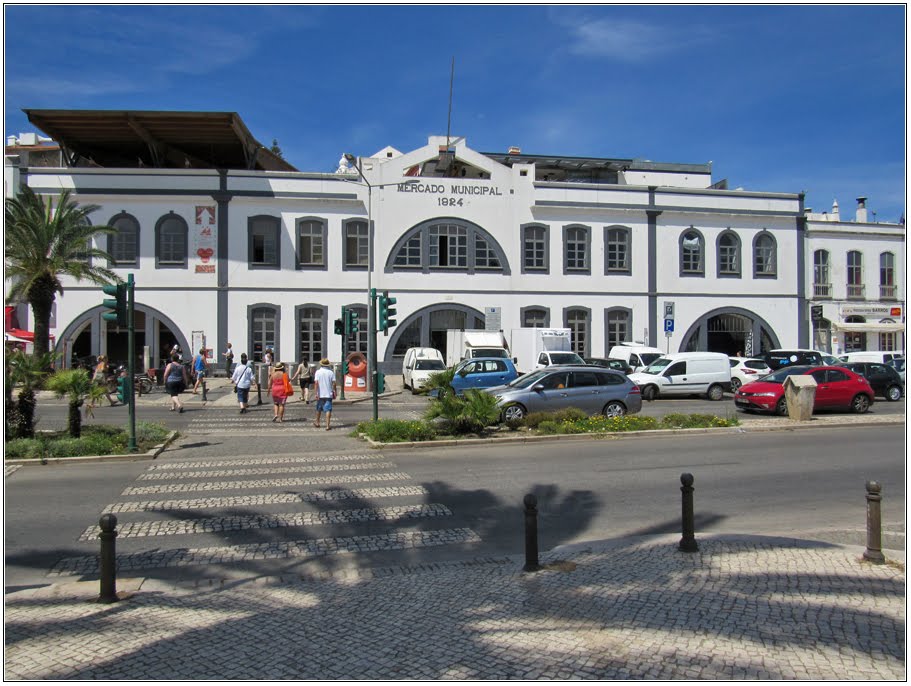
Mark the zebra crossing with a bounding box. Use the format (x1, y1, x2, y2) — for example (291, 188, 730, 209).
(49, 451, 481, 577)
(185, 408, 347, 434)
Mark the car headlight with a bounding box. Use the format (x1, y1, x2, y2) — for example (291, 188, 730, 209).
(752, 392, 777, 397)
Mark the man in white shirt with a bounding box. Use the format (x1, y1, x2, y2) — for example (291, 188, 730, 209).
(313, 358, 337, 430)
(231, 353, 256, 414)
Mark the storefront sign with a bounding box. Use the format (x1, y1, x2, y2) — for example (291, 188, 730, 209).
(839, 304, 902, 318)
(398, 182, 503, 207)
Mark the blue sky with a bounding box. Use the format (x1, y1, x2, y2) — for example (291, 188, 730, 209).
(4, 4, 906, 221)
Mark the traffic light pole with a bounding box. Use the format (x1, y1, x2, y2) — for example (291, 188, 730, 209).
(370, 288, 378, 421)
(126, 273, 136, 452)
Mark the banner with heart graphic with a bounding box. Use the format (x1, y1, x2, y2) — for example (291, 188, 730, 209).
(194, 205, 217, 273)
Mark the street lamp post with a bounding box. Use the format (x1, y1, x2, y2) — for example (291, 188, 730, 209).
(342, 155, 416, 420)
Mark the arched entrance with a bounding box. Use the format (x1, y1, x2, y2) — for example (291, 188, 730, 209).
(384, 303, 485, 372)
(680, 307, 780, 357)
(54, 304, 190, 371)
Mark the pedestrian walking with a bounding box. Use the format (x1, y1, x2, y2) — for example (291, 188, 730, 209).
(269, 362, 292, 423)
(231, 353, 256, 414)
(313, 357, 337, 430)
(90, 355, 116, 407)
(163, 353, 189, 413)
(290, 358, 314, 403)
(192, 348, 208, 394)
(223, 343, 234, 376)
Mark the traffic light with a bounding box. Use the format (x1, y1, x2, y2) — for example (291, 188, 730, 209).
(342, 359, 349, 376)
(347, 309, 360, 336)
(376, 371, 386, 394)
(116, 375, 128, 404)
(334, 318, 344, 336)
(101, 283, 128, 327)
(378, 291, 397, 334)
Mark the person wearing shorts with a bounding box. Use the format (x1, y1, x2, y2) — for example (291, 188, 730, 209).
(163, 354, 188, 413)
(231, 353, 255, 413)
(192, 347, 208, 394)
(269, 362, 290, 423)
(291, 359, 313, 402)
(313, 358, 337, 430)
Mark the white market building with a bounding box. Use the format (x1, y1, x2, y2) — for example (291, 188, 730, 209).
(4, 110, 905, 373)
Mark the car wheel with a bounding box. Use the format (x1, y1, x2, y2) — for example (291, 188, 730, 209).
(730, 378, 742, 392)
(402, 376, 409, 391)
(502, 404, 527, 422)
(775, 397, 788, 416)
(851, 394, 871, 414)
(642, 385, 658, 402)
(707, 384, 724, 401)
(886, 385, 902, 402)
(603, 401, 626, 417)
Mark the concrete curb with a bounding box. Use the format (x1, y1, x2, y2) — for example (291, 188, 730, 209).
(4, 430, 179, 466)
(359, 416, 906, 449)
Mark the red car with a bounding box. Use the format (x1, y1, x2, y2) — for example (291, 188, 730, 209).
(734, 365, 875, 415)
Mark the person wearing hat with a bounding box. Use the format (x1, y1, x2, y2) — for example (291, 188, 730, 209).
(231, 353, 256, 414)
(268, 361, 291, 423)
(313, 357, 337, 430)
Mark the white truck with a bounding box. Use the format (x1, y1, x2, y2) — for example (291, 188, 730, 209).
(508, 327, 584, 374)
(445, 330, 510, 367)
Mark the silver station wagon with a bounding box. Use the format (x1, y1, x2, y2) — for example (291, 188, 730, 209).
(484, 365, 643, 421)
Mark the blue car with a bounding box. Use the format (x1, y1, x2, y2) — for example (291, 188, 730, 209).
(449, 357, 519, 396)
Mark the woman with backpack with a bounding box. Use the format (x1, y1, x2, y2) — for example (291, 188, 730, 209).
(163, 353, 189, 413)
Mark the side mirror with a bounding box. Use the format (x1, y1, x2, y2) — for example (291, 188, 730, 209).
(533, 383, 545, 392)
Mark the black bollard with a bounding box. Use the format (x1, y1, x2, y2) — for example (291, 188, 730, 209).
(863, 481, 885, 564)
(523, 494, 541, 572)
(98, 514, 119, 603)
(679, 473, 699, 552)
(201, 376, 208, 402)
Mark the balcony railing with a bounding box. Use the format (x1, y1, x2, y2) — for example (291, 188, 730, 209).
(846, 284, 866, 300)
(880, 284, 898, 300)
(813, 283, 832, 298)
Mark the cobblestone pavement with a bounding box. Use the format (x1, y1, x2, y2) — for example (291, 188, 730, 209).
(4, 536, 905, 680)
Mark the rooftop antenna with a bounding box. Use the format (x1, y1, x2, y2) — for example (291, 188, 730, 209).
(446, 56, 454, 149)
(436, 57, 455, 174)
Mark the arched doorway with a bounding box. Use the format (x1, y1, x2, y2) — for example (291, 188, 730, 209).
(54, 304, 189, 371)
(384, 303, 485, 372)
(680, 307, 780, 357)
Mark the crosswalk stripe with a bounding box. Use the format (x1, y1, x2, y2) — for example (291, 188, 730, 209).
(136, 462, 396, 481)
(79, 503, 452, 540)
(144, 454, 377, 471)
(122, 472, 414, 496)
(50, 528, 483, 575)
(102, 486, 430, 514)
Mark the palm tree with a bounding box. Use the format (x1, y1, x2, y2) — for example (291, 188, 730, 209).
(45, 368, 105, 438)
(5, 187, 119, 361)
(5, 349, 54, 439)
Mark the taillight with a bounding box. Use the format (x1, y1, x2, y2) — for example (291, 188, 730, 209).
(630, 385, 641, 394)
(744, 369, 757, 374)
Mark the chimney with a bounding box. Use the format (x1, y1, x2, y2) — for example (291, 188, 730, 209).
(831, 199, 839, 220)
(856, 197, 868, 223)
(507, 146, 521, 155)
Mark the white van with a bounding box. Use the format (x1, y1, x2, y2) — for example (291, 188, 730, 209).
(402, 347, 446, 393)
(608, 343, 664, 373)
(629, 352, 732, 401)
(838, 351, 904, 365)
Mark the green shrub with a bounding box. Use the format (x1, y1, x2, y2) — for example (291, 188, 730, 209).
(524, 407, 587, 429)
(355, 419, 437, 443)
(424, 389, 500, 435)
(5, 438, 45, 459)
(135, 421, 170, 444)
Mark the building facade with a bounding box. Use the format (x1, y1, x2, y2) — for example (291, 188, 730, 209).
(4, 112, 905, 372)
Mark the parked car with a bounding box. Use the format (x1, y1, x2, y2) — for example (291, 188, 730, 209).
(728, 356, 772, 391)
(886, 357, 905, 383)
(761, 349, 824, 371)
(402, 347, 446, 393)
(629, 352, 731, 401)
(821, 355, 842, 366)
(584, 357, 633, 374)
(449, 357, 519, 396)
(840, 361, 904, 401)
(485, 364, 642, 421)
(838, 351, 904, 365)
(734, 365, 874, 415)
(607, 344, 664, 373)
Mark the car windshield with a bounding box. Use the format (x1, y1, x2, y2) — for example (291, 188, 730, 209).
(415, 360, 445, 370)
(640, 353, 662, 366)
(505, 369, 551, 389)
(550, 352, 583, 365)
(888, 358, 905, 372)
(643, 358, 671, 374)
(761, 366, 811, 384)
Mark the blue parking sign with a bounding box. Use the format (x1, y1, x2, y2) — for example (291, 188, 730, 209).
(664, 318, 674, 332)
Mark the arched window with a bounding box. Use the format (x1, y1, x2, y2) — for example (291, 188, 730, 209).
(108, 212, 140, 266)
(753, 232, 777, 278)
(296, 305, 324, 365)
(387, 219, 509, 274)
(248, 215, 280, 269)
(847, 251, 864, 299)
(155, 212, 188, 268)
(564, 307, 591, 357)
(343, 219, 369, 269)
(249, 305, 279, 362)
(605, 308, 632, 351)
(563, 225, 590, 274)
(297, 218, 327, 270)
(717, 231, 741, 277)
(814, 249, 831, 297)
(880, 252, 896, 300)
(679, 228, 704, 276)
(521, 224, 549, 273)
(604, 226, 631, 273)
(521, 307, 549, 328)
